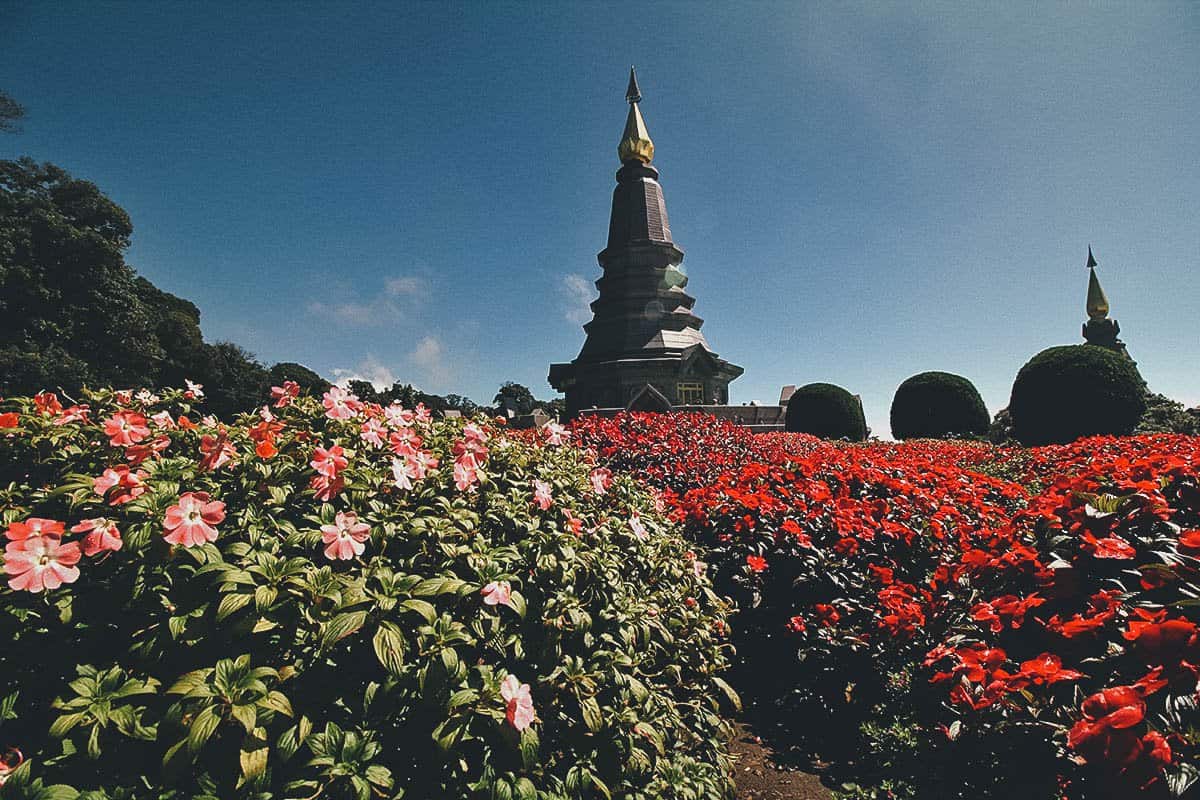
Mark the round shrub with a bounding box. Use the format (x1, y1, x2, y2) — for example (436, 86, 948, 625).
(1009, 344, 1146, 445)
(0, 387, 735, 799)
(784, 383, 867, 441)
(889, 371, 989, 440)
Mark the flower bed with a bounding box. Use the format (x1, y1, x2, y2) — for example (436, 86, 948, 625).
(0, 391, 735, 799)
(574, 412, 1200, 799)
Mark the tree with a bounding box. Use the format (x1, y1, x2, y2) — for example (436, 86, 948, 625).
(264, 362, 329, 398)
(443, 394, 480, 415)
(0, 90, 24, 133)
(346, 380, 381, 404)
(493, 382, 536, 416)
(0, 158, 272, 418)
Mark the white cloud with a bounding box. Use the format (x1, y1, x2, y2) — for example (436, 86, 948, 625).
(561, 273, 595, 324)
(408, 335, 453, 391)
(330, 355, 397, 391)
(309, 275, 429, 326)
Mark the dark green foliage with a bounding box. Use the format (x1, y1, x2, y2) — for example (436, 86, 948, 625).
(784, 382, 868, 441)
(1136, 392, 1200, 435)
(494, 382, 536, 416)
(1009, 345, 1146, 445)
(889, 371, 989, 440)
(988, 407, 1014, 444)
(0, 157, 310, 418)
(0, 90, 23, 133)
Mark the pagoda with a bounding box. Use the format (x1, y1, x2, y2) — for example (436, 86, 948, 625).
(1081, 246, 1133, 362)
(549, 69, 743, 417)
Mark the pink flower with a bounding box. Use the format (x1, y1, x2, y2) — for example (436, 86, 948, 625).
(6, 518, 65, 541)
(564, 510, 584, 536)
(454, 455, 479, 491)
(384, 403, 415, 428)
(310, 474, 345, 501)
(414, 403, 431, 423)
(693, 560, 707, 579)
(322, 386, 362, 420)
(533, 479, 553, 510)
(389, 428, 423, 457)
(163, 492, 226, 548)
(103, 411, 150, 447)
(320, 511, 370, 560)
(542, 422, 568, 446)
(4, 535, 81, 592)
(360, 418, 387, 449)
(271, 380, 300, 408)
(93, 465, 147, 505)
(54, 404, 90, 425)
(311, 445, 349, 478)
(71, 518, 123, 556)
(150, 410, 176, 429)
(590, 468, 612, 495)
(481, 580, 514, 608)
(391, 457, 416, 491)
(184, 379, 205, 399)
(500, 674, 535, 731)
(629, 513, 648, 540)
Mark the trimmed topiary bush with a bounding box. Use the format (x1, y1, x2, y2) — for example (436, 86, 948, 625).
(783, 383, 867, 441)
(0, 386, 735, 799)
(1009, 344, 1146, 445)
(889, 371, 989, 440)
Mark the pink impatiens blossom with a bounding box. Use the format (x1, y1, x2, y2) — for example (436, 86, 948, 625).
(150, 410, 176, 430)
(103, 411, 150, 447)
(384, 403, 415, 428)
(360, 418, 387, 449)
(271, 380, 300, 407)
(322, 386, 362, 420)
(532, 479, 553, 511)
(311, 445, 349, 479)
(320, 511, 370, 560)
(93, 465, 148, 505)
(500, 674, 535, 731)
(391, 457, 416, 491)
(310, 474, 345, 501)
(71, 518, 123, 556)
(199, 431, 236, 471)
(481, 580, 514, 608)
(6, 518, 65, 542)
(453, 456, 479, 491)
(4, 535, 81, 592)
(163, 492, 227, 548)
(542, 422, 568, 446)
(589, 468, 612, 496)
(54, 404, 90, 425)
(629, 512, 648, 541)
(184, 379, 205, 399)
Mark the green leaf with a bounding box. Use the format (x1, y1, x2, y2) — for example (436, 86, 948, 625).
(230, 703, 257, 733)
(217, 593, 253, 621)
(239, 736, 269, 783)
(633, 721, 664, 755)
(519, 726, 539, 770)
(320, 610, 368, 651)
(372, 624, 406, 675)
(35, 787, 80, 800)
(167, 669, 212, 696)
(48, 711, 87, 738)
(187, 705, 221, 754)
(399, 598, 437, 623)
(589, 771, 613, 800)
(711, 676, 742, 712)
(580, 696, 603, 732)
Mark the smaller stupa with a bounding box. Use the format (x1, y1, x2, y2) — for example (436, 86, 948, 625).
(1081, 246, 1133, 362)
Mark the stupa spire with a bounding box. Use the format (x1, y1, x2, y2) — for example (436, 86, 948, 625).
(1081, 245, 1132, 361)
(1086, 245, 1109, 320)
(618, 67, 654, 164)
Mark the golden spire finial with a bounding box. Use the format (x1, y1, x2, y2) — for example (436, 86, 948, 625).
(618, 67, 655, 164)
(1086, 245, 1110, 320)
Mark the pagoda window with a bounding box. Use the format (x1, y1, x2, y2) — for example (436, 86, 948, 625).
(676, 382, 704, 405)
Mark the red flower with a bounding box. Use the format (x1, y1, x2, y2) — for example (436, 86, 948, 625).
(746, 554, 768, 573)
(0, 412, 17, 428)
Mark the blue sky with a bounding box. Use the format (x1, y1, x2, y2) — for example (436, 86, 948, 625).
(3, 2, 1197, 436)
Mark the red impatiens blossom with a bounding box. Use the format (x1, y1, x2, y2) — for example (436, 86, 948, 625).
(310, 474, 345, 501)
(500, 674, 535, 731)
(199, 431, 236, 471)
(311, 445, 349, 478)
(0, 412, 18, 428)
(532, 479, 553, 510)
(270, 380, 300, 407)
(4, 535, 81, 592)
(319, 511, 370, 560)
(1080, 532, 1137, 559)
(6, 518, 65, 541)
(746, 554, 768, 573)
(1068, 685, 1149, 767)
(248, 418, 284, 459)
(1007, 653, 1083, 689)
(33, 391, 62, 416)
(813, 603, 840, 627)
(103, 411, 150, 447)
(71, 518, 123, 556)
(322, 385, 362, 420)
(93, 465, 147, 505)
(163, 492, 226, 548)
(1178, 529, 1200, 553)
(481, 580, 514, 608)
